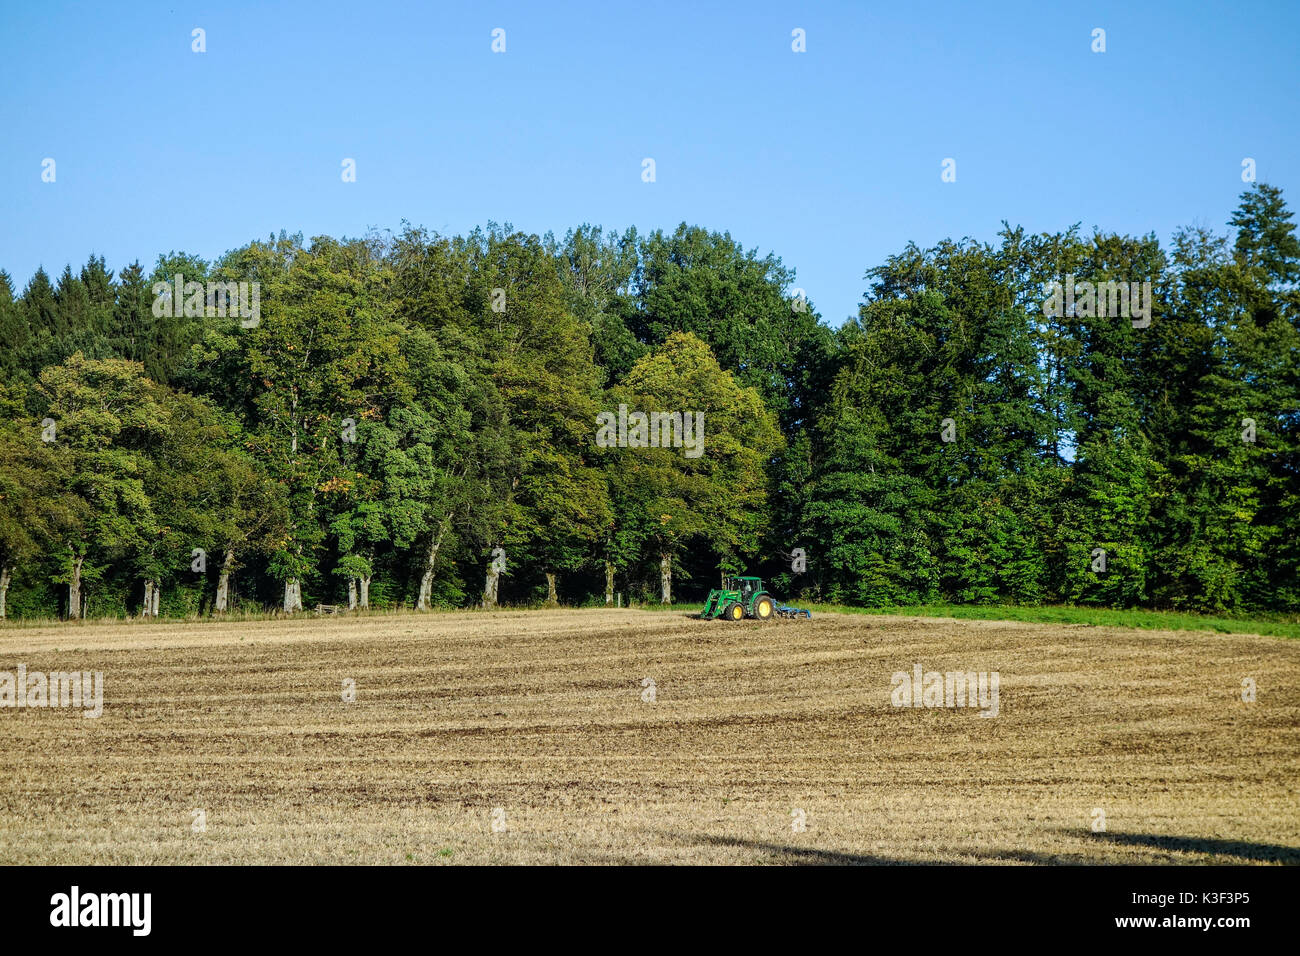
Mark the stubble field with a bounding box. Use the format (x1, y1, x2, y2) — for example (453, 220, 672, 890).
(1, 608, 1297, 865)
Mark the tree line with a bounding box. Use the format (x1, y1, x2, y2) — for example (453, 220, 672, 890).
(0, 185, 1296, 619)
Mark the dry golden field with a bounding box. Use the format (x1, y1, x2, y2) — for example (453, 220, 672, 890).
(1, 608, 1297, 865)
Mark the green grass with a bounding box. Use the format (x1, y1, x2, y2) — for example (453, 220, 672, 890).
(6, 599, 1297, 640)
(643, 599, 1300, 639)
(831, 603, 1300, 639)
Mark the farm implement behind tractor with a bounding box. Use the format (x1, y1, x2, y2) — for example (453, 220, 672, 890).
(699, 575, 812, 621)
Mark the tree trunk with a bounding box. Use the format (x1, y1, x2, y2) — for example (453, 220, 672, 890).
(605, 561, 615, 605)
(348, 577, 358, 611)
(0, 565, 10, 620)
(545, 572, 558, 605)
(283, 578, 302, 614)
(660, 553, 672, 604)
(417, 516, 452, 611)
(214, 549, 235, 613)
(359, 575, 371, 610)
(68, 555, 84, 620)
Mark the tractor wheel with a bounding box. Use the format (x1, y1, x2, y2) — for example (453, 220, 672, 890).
(726, 603, 744, 621)
(754, 596, 774, 620)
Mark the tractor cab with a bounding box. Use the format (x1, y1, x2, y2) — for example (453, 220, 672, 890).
(721, 575, 762, 595)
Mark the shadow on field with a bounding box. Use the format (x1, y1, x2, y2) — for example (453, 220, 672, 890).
(655, 830, 1300, 866)
(682, 833, 931, 865)
(1083, 831, 1300, 864)
(679, 832, 1300, 865)
(964, 848, 1094, 865)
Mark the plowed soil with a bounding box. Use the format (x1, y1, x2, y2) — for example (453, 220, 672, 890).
(1, 608, 1296, 864)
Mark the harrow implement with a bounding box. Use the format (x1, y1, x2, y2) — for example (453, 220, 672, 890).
(774, 603, 811, 619)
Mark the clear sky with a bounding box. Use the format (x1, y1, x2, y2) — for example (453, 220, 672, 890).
(1, 0, 1296, 325)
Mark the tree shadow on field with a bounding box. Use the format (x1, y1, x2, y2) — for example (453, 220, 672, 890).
(660, 831, 1300, 866)
(964, 848, 1095, 865)
(1076, 831, 1300, 865)
(676, 833, 938, 865)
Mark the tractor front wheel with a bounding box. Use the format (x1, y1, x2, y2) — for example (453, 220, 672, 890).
(755, 596, 774, 620)
(726, 603, 744, 621)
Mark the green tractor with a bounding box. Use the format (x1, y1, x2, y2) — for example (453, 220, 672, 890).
(700, 575, 776, 621)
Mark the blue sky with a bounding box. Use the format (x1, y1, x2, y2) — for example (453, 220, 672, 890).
(1, 0, 1296, 325)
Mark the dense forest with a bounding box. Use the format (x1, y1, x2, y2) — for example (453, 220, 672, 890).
(0, 184, 1296, 619)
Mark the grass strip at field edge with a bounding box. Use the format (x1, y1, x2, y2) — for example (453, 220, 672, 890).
(639, 601, 1300, 640)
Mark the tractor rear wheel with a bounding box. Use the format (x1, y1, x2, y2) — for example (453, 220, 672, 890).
(726, 603, 744, 621)
(755, 596, 774, 620)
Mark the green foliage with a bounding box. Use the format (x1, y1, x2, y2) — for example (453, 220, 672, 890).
(1, 186, 1297, 618)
